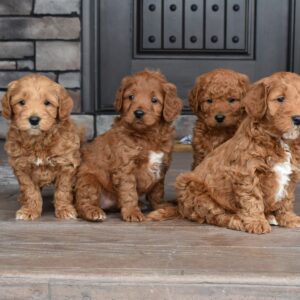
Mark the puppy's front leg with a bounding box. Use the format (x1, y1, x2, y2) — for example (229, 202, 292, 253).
(14, 171, 42, 220)
(145, 179, 178, 221)
(274, 185, 300, 227)
(54, 165, 77, 220)
(146, 179, 168, 209)
(238, 197, 271, 234)
(117, 175, 145, 222)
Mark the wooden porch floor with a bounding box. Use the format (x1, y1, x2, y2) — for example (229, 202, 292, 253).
(1, 141, 300, 299)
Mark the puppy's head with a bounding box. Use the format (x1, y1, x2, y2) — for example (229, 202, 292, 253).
(242, 72, 300, 140)
(189, 68, 250, 128)
(1, 74, 73, 135)
(114, 69, 182, 130)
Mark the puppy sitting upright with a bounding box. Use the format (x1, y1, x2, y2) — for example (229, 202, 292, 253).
(75, 70, 182, 222)
(189, 68, 250, 169)
(2, 74, 81, 220)
(176, 72, 300, 234)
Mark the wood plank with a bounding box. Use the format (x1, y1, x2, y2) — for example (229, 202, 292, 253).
(0, 279, 48, 300)
(1, 141, 300, 299)
(49, 283, 300, 300)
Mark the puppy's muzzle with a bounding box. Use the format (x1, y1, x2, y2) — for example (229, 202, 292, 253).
(134, 109, 145, 119)
(215, 114, 225, 123)
(29, 116, 41, 126)
(292, 115, 300, 126)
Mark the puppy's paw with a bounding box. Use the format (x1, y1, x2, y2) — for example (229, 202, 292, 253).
(243, 218, 272, 234)
(16, 207, 41, 220)
(121, 207, 145, 222)
(80, 206, 107, 222)
(228, 215, 245, 232)
(55, 206, 78, 220)
(277, 214, 300, 228)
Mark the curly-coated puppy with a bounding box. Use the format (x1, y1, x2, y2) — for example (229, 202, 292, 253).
(176, 72, 300, 234)
(189, 68, 250, 169)
(75, 70, 182, 222)
(2, 74, 81, 220)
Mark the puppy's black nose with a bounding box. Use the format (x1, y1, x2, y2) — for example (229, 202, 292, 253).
(215, 114, 225, 123)
(29, 116, 41, 126)
(292, 115, 300, 125)
(134, 110, 145, 119)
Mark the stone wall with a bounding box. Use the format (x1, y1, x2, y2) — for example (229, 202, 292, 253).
(0, 0, 84, 138)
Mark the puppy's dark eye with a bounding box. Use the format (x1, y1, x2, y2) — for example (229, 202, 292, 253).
(128, 95, 134, 100)
(44, 100, 51, 106)
(151, 96, 158, 103)
(277, 96, 285, 103)
(18, 100, 26, 106)
(228, 98, 236, 103)
(207, 99, 213, 104)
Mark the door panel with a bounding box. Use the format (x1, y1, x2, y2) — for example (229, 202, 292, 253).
(97, 0, 291, 113)
(142, 0, 162, 49)
(163, 0, 183, 49)
(226, 0, 247, 49)
(184, 0, 204, 49)
(205, 0, 225, 49)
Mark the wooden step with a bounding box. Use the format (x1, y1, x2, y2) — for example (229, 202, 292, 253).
(1, 143, 300, 299)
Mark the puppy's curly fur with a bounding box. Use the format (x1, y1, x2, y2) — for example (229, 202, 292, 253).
(2, 74, 81, 220)
(189, 69, 250, 169)
(75, 70, 182, 222)
(176, 72, 300, 234)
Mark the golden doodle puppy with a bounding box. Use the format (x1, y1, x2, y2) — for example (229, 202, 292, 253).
(2, 74, 81, 220)
(75, 70, 182, 222)
(189, 68, 250, 169)
(176, 72, 300, 234)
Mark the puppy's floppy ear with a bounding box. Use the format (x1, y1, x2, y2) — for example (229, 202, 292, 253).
(57, 86, 73, 120)
(188, 85, 200, 114)
(114, 76, 131, 113)
(242, 82, 267, 119)
(188, 75, 205, 114)
(238, 73, 251, 95)
(163, 83, 183, 122)
(1, 80, 17, 120)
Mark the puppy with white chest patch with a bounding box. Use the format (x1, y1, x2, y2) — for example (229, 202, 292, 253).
(2, 74, 81, 220)
(75, 70, 182, 222)
(176, 72, 300, 234)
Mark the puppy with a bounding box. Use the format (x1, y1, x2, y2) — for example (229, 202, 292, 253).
(189, 68, 250, 169)
(75, 70, 182, 222)
(2, 74, 81, 220)
(176, 72, 300, 234)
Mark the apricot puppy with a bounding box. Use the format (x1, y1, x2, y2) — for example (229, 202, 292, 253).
(177, 72, 300, 234)
(2, 74, 81, 220)
(189, 68, 250, 169)
(75, 70, 182, 222)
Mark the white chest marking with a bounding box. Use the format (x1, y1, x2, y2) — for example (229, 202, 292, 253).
(148, 151, 164, 180)
(34, 158, 44, 166)
(273, 141, 292, 202)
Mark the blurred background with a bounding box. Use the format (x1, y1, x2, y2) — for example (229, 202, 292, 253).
(0, 0, 299, 139)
